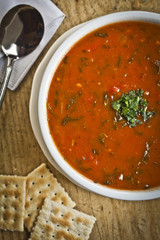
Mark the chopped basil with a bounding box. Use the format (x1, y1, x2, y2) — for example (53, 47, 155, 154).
(66, 97, 76, 109)
(76, 159, 92, 172)
(117, 56, 122, 67)
(101, 119, 109, 126)
(54, 99, 58, 107)
(111, 89, 155, 128)
(98, 133, 106, 145)
(92, 148, 98, 155)
(63, 56, 68, 64)
(95, 32, 108, 38)
(79, 66, 82, 73)
(154, 60, 160, 73)
(103, 92, 108, 106)
(103, 168, 119, 186)
(80, 57, 88, 67)
(62, 115, 84, 125)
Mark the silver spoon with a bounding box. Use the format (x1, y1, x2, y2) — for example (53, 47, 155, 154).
(0, 5, 44, 109)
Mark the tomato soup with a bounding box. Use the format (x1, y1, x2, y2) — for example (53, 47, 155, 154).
(47, 21, 160, 190)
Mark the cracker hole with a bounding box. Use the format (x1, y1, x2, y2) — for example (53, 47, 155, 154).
(41, 175, 44, 178)
(48, 184, 50, 187)
(61, 214, 63, 217)
(32, 182, 35, 185)
(78, 234, 80, 236)
(4, 195, 7, 198)
(15, 184, 18, 187)
(15, 196, 18, 199)
(3, 206, 7, 209)
(52, 236, 55, 238)
(3, 218, 6, 221)
(67, 229, 70, 232)
(37, 207, 39, 210)
(14, 219, 16, 222)
(72, 219, 74, 221)
(39, 191, 42, 194)
(30, 198, 33, 201)
(28, 214, 31, 217)
(54, 193, 57, 196)
(57, 224, 59, 227)
(61, 202, 64, 205)
(4, 184, 8, 187)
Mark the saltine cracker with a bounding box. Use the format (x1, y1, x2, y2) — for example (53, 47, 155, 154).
(25, 163, 76, 231)
(29, 198, 96, 240)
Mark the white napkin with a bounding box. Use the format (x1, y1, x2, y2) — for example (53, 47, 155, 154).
(0, 0, 65, 90)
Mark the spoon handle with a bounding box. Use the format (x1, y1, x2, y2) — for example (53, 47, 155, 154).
(0, 57, 15, 109)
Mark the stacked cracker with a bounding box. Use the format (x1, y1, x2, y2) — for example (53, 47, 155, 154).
(0, 163, 96, 240)
(0, 175, 26, 231)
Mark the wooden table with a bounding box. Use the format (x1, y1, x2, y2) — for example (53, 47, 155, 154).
(0, 1, 160, 239)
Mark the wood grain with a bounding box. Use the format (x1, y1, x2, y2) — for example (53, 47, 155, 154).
(0, 0, 160, 239)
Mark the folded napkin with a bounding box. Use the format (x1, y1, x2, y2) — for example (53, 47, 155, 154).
(0, 0, 65, 90)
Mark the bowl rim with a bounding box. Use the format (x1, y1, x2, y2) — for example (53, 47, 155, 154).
(38, 10, 160, 200)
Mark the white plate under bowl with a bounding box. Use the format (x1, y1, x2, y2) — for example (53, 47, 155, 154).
(37, 11, 160, 200)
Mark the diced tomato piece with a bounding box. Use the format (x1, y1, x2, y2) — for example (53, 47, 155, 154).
(108, 86, 120, 95)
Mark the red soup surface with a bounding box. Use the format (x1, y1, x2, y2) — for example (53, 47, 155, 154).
(47, 21, 160, 190)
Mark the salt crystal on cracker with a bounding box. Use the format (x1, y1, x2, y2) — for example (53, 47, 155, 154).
(29, 198, 96, 240)
(25, 163, 76, 231)
(0, 175, 26, 231)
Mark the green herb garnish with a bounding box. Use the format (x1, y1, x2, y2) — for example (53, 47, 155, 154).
(111, 89, 154, 128)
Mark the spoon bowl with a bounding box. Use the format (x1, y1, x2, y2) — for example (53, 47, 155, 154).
(0, 5, 44, 108)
